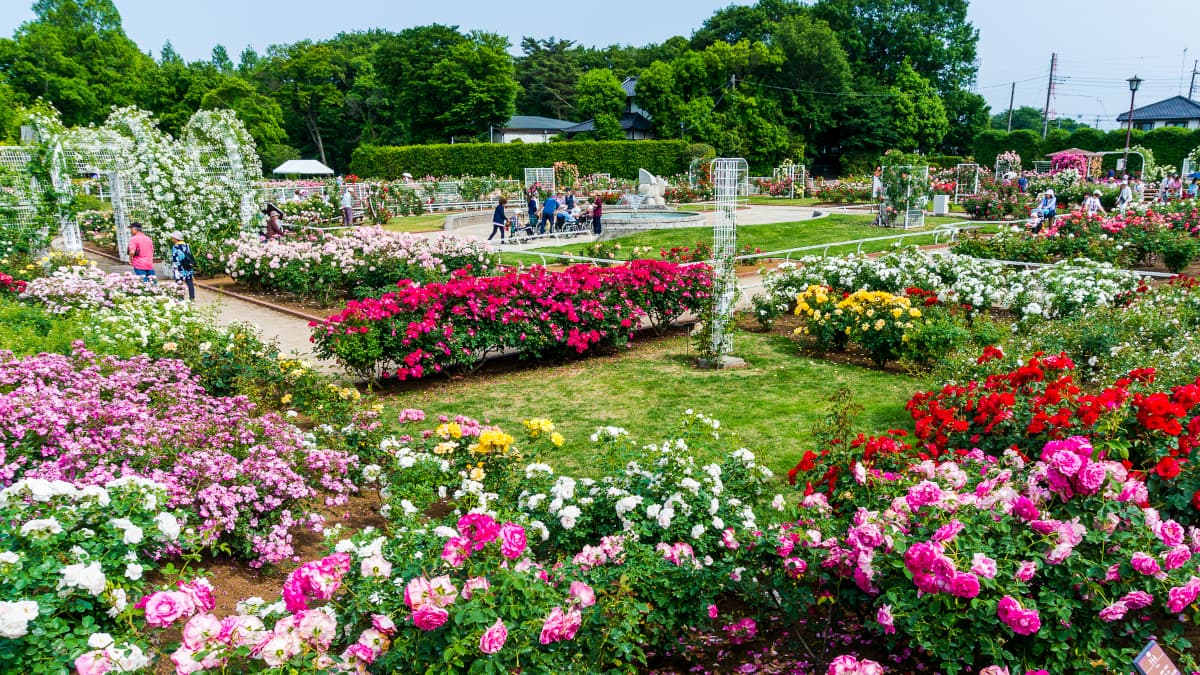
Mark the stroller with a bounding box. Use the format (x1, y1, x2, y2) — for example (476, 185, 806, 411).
(507, 213, 535, 243)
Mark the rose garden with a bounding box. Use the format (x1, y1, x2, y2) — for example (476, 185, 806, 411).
(4, 72, 1200, 675)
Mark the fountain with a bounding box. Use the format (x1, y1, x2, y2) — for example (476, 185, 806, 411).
(599, 168, 706, 239)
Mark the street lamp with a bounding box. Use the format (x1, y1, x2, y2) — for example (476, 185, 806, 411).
(1123, 75, 1143, 175)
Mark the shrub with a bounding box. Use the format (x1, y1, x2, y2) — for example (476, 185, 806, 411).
(351, 141, 690, 180)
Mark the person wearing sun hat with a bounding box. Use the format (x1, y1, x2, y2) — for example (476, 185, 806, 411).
(262, 202, 286, 240)
(1083, 189, 1106, 216)
(1030, 189, 1056, 233)
(168, 231, 195, 300)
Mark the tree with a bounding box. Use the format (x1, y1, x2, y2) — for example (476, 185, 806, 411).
(261, 41, 345, 165)
(691, 0, 806, 48)
(514, 37, 580, 120)
(199, 76, 293, 166)
(0, 0, 155, 126)
(374, 24, 466, 143)
(426, 32, 519, 140)
(766, 12, 852, 140)
(940, 90, 989, 155)
(811, 0, 978, 93)
(592, 114, 625, 141)
(890, 61, 948, 152)
(991, 106, 1089, 134)
(210, 45, 233, 73)
(574, 69, 625, 121)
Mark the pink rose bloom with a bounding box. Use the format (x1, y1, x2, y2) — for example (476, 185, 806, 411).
(405, 577, 432, 610)
(412, 605, 449, 631)
(1164, 545, 1192, 571)
(168, 647, 204, 675)
(1104, 563, 1122, 582)
(1158, 520, 1186, 547)
(996, 595, 1021, 622)
(74, 651, 112, 675)
(707, 604, 719, 619)
(905, 480, 943, 511)
(876, 604, 895, 634)
(932, 519, 964, 543)
(1098, 600, 1128, 622)
(457, 513, 500, 551)
(361, 555, 392, 578)
(259, 631, 302, 667)
(971, 553, 998, 579)
(143, 591, 191, 628)
(181, 613, 222, 650)
(1130, 552, 1161, 576)
(1120, 590, 1154, 609)
(479, 618, 508, 654)
(979, 667, 1010, 675)
(442, 537, 470, 567)
(721, 528, 740, 550)
(177, 579, 215, 613)
(1029, 519, 1058, 535)
(950, 572, 981, 599)
(220, 615, 267, 647)
(1167, 583, 1200, 613)
(784, 557, 808, 579)
(357, 628, 387, 656)
(499, 523, 527, 559)
(461, 576, 490, 600)
(569, 581, 596, 608)
(428, 576, 458, 607)
(1074, 461, 1107, 494)
(342, 642, 376, 665)
(297, 610, 336, 649)
(1006, 608, 1041, 636)
(1048, 449, 1082, 476)
(371, 614, 397, 636)
(1015, 560, 1037, 582)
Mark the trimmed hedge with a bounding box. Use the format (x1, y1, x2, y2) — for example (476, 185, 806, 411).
(975, 126, 1200, 175)
(351, 140, 691, 180)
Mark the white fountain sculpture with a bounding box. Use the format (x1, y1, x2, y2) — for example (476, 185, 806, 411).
(636, 168, 668, 208)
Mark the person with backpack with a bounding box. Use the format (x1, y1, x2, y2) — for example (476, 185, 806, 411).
(168, 231, 196, 300)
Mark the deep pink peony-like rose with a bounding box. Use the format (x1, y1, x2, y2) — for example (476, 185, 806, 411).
(457, 513, 501, 551)
(412, 605, 449, 631)
(950, 571, 981, 599)
(569, 581, 596, 608)
(499, 523, 527, 560)
(1130, 552, 1161, 576)
(876, 604, 895, 634)
(1098, 601, 1128, 622)
(479, 618, 508, 654)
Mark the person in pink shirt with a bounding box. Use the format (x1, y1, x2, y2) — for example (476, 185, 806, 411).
(128, 222, 156, 283)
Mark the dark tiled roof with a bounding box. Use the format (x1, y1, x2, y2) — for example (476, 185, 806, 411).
(561, 112, 653, 134)
(1116, 96, 1200, 122)
(503, 116, 579, 131)
(621, 77, 638, 97)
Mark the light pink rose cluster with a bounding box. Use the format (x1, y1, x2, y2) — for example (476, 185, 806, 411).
(539, 605, 582, 644)
(140, 579, 215, 628)
(655, 541, 696, 566)
(827, 654, 884, 675)
(572, 535, 626, 570)
(996, 595, 1041, 635)
(904, 480, 944, 511)
(1166, 576, 1200, 613)
(281, 553, 352, 612)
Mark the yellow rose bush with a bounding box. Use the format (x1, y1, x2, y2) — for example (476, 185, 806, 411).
(794, 285, 924, 366)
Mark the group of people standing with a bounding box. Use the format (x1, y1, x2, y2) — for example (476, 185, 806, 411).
(488, 188, 604, 241)
(126, 223, 195, 300)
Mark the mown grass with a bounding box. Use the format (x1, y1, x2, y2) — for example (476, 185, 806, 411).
(376, 329, 921, 478)
(502, 213, 979, 266)
(383, 213, 447, 232)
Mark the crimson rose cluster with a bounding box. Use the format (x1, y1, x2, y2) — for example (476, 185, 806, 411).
(310, 260, 712, 379)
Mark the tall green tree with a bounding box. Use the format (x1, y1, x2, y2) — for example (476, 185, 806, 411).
(940, 89, 989, 155)
(260, 41, 345, 165)
(426, 32, 519, 140)
(374, 24, 466, 143)
(574, 68, 625, 120)
(0, 0, 155, 126)
(514, 37, 581, 120)
(889, 61, 948, 152)
(199, 76, 294, 167)
(811, 0, 978, 93)
(691, 0, 807, 48)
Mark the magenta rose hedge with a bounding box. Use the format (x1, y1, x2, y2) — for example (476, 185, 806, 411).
(309, 260, 713, 379)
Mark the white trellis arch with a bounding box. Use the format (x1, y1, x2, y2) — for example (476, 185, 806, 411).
(708, 157, 747, 360)
(524, 167, 555, 195)
(954, 163, 980, 203)
(881, 165, 930, 230)
(772, 161, 806, 198)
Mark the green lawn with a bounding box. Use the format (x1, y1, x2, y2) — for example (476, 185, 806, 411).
(383, 213, 447, 232)
(376, 329, 921, 478)
(503, 213, 978, 265)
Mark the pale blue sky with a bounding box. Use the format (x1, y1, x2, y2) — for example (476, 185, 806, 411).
(2, 0, 1196, 131)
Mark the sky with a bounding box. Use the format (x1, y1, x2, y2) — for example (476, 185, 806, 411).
(1, 0, 1197, 132)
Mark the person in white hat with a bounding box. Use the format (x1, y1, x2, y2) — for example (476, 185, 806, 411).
(1117, 180, 1134, 214)
(168, 231, 196, 300)
(1083, 189, 1106, 216)
(1031, 189, 1056, 232)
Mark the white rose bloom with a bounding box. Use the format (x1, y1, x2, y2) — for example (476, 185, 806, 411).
(712, 516, 725, 530)
(771, 494, 786, 511)
(0, 600, 38, 638)
(690, 524, 705, 539)
(530, 520, 550, 541)
(108, 642, 151, 672)
(78, 485, 111, 506)
(0, 551, 18, 565)
(107, 588, 128, 618)
(19, 519, 62, 537)
(111, 519, 144, 545)
(679, 478, 701, 495)
(400, 500, 419, 515)
(59, 562, 106, 596)
(88, 632, 116, 649)
(433, 526, 458, 539)
(334, 539, 357, 554)
(154, 513, 181, 541)
(124, 563, 144, 581)
(559, 505, 581, 530)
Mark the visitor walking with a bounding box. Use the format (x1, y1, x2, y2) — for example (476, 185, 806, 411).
(168, 231, 196, 300)
(127, 222, 156, 283)
(341, 186, 354, 227)
(539, 193, 559, 234)
(527, 190, 538, 228)
(1159, 174, 1172, 202)
(1117, 180, 1134, 214)
(488, 197, 509, 241)
(1017, 175, 1028, 193)
(591, 196, 603, 235)
(263, 203, 285, 240)
(1083, 189, 1106, 216)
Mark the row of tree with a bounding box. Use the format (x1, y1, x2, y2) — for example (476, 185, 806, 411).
(0, 0, 991, 173)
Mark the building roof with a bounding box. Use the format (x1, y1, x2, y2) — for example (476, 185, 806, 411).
(1044, 148, 1104, 158)
(502, 115, 579, 131)
(561, 112, 653, 134)
(1116, 96, 1200, 123)
(272, 159, 334, 175)
(621, 77, 638, 97)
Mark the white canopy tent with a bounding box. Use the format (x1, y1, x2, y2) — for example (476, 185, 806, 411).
(272, 159, 334, 175)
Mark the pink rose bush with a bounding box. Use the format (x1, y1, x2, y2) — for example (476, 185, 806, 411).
(0, 346, 360, 566)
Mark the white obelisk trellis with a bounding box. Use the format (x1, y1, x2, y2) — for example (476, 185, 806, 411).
(954, 163, 980, 203)
(708, 158, 746, 359)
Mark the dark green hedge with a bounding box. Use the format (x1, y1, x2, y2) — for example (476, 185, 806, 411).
(973, 127, 1200, 173)
(351, 140, 692, 180)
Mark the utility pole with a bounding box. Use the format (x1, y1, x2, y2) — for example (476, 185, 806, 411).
(1190, 60, 1198, 99)
(1041, 53, 1057, 139)
(1006, 82, 1015, 132)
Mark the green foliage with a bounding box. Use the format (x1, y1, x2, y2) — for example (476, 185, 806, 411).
(516, 37, 582, 121)
(1142, 126, 1200, 172)
(574, 69, 626, 121)
(351, 140, 690, 179)
(1040, 128, 1070, 156)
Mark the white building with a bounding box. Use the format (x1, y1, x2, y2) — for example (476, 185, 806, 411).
(497, 116, 579, 143)
(1116, 96, 1200, 131)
